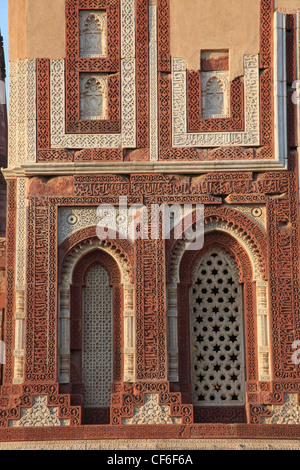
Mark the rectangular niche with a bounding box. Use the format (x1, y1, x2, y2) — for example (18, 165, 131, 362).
(200, 50, 230, 119)
(79, 73, 108, 121)
(79, 10, 107, 58)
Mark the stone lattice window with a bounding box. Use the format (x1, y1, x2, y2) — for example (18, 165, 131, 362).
(79, 10, 107, 58)
(191, 246, 245, 406)
(82, 264, 113, 407)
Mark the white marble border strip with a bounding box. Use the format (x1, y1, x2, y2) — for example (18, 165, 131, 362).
(172, 55, 261, 148)
(25, 60, 37, 163)
(50, 61, 122, 149)
(274, 11, 287, 166)
(15, 178, 27, 291)
(121, 0, 136, 148)
(8, 60, 36, 167)
(8, 62, 18, 168)
(17, 61, 26, 166)
(121, 0, 135, 59)
(13, 177, 27, 384)
(149, 4, 158, 162)
(121, 58, 136, 148)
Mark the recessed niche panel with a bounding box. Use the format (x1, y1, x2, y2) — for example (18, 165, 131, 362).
(79, 10, 107, 58)
(79, 73, 108, 121)
(201, 71, 230, 119)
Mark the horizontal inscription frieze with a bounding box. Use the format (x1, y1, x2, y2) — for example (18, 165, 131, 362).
(74, 174, 289, 197)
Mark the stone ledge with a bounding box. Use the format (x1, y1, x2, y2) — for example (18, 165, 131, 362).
(0, 438, 300, 450)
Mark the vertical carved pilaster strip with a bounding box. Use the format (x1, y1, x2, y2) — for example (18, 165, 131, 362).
(256, 280, 271, 381)
(13, 178, 27, 384)
(25, 196, 35, 382)
(135, 237, 167, 381)
(135, 239, 144, 381)
(296, 13, 300, 203)
(113, 283, 123, 383)
(158, 73, 172, 151)
(177, 282, 191, 392)
(289, 166, 300, 374)
(13, 291, 26, 384)
(25, 60, 37, 163)
(140, 241, 160, 380)
(16, 60, 26, 166)
(260, 0, 273, 69)
(267, 169, 300, 380)
(36, 58, 50, 151)
(286, 15, 297, 150)
(187, 71, 201, 133)
(12, 59, 37, 165)
(58, 286, 71, 384)
(25, 197, 57, 383)
(243, 281, 259, 383)
(123, 283, 135, 382)
(26, 197, 49, 381)
(167, 282, 178, 382)
(121, 59, 136, 148)
(157, 0, 171, 73)
(3, 180, 16, 384)
(49, 200, 58, 382)
(274, 12, 287, 165)
(157, 238, 167, 380)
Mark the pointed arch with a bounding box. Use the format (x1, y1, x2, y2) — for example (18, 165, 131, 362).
(57, 227, 135, 423)
(166, 207, 270, 421)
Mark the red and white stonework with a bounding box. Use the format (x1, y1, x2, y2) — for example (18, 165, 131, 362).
(1, 0, 300, 448)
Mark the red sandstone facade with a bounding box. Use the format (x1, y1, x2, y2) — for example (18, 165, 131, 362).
(0, 31, 7, 374)
(1, 0, 300, 444)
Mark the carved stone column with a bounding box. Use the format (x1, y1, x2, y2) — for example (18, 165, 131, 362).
(123, 283, 135, 382)
(13, 178, 27, 384)
(256, 280, 271, 381)
(58, 285, 71, 384)
(167, 282, 179, 382)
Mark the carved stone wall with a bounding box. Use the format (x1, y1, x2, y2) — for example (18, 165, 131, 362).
(1, 0, 300, 444)
(17, 0, 280, 166)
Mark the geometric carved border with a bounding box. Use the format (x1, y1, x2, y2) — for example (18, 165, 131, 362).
(36, 0, 138, 162)
(187, 71, 245, 133)
(171, 55, 260, 148)
(158, 0, 275, 161)
(65, 0, 121, 134)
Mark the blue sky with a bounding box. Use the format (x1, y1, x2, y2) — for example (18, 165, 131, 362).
(0, 0, 9, 100)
